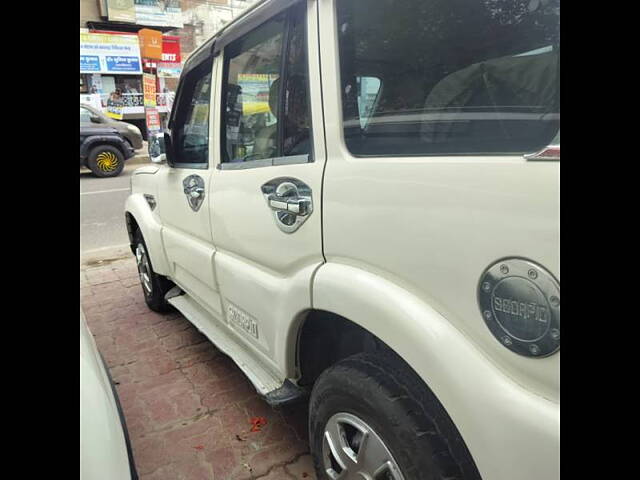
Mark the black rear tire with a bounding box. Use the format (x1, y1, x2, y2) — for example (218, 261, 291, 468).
(133, 229, 173, 312)
(87, 144, 125, 178)
(309, 351, 482, 480)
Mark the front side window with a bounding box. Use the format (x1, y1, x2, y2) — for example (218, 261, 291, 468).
(171, 60, 213, 166)
(222, 3, 310, 164)
(337, 0, 560, 157)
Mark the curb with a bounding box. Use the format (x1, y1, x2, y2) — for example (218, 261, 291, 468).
(128, 153, 151, 166)
(81, 244, 132, 268)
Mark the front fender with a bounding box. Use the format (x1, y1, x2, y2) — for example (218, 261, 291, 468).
(124, 194, 170, 277)
(312, 262, 559, 480)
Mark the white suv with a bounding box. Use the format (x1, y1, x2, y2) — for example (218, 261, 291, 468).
(125, 1, 559, 479)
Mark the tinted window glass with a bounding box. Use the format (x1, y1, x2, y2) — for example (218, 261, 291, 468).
(337, 0, 560, 156)
(223, 15, 286, 163)
(172, 61, 212, 165)
(221, 3, 311, 164)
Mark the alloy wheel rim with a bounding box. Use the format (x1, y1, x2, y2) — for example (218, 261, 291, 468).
(135, 244, 153, 295)
(322, 412, 405, 480)
(96, 151, 119, 172)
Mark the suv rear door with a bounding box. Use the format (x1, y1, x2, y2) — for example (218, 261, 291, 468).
(208, 0, 325, 375)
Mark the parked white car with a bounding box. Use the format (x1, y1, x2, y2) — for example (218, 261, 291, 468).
(80, 309, 137, 480)
(125, 1, 559, 479)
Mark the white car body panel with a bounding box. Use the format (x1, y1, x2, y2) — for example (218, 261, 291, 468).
(80, 310, 132, 480)
(315, 1, 559, 478)
(125, 1, 560, 479)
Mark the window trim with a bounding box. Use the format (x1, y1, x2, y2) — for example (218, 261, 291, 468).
(219, 1, 313, 170)
(217, 153, 309, 170)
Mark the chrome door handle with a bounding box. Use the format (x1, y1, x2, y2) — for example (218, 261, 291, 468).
(261, 178, 313, 233)
(186, 187, 204, 198)
(267, 196, 311, 216)
(183, 175, 206, 212)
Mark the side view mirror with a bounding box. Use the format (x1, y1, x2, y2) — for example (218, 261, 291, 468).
(148, 132, 166, 164)
(90, 115, 102, 123)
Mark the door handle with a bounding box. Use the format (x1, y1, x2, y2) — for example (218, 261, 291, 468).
(183, 175, 206, 212)
(261, 178, 313, 233)
(267, 196, 311, 216)
(185, 186, 205, 198)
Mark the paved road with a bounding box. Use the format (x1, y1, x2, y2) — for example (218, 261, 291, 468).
(81, 163, 149, 253)
(81, 257, 315, 479)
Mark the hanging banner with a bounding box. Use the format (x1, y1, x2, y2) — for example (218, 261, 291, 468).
(145, 107, 162, 132)
(108, 0, 136, 22)
(143, 73, 157, 107)
(80, 33, 142, 74)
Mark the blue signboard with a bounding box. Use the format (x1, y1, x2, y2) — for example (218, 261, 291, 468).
(105, 56, 142, 73)
(80, 33, 142, 74)
(80, 55, 100, 72)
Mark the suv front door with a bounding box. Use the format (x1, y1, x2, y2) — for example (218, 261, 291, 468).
(209, 1, 325, 377)
(156, 57, 224, 318)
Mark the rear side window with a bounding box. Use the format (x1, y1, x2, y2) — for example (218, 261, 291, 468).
(336, 0, 560, 157)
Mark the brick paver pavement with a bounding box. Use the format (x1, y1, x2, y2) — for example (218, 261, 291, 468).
(81, 256, 317, 480)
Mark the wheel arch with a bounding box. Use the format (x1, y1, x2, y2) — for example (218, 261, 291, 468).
(124, 195, 171, 277)
(81, 137, 127, 158)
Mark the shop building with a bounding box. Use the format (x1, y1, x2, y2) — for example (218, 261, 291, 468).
(80, 0, 260, 134)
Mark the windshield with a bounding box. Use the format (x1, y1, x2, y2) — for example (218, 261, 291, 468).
(336, 0, 560, 157)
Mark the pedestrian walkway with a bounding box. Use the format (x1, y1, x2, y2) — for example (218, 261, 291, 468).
(81, 256, 316, 480)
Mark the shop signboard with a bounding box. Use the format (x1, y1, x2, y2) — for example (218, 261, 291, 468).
(139, 28, 163, 60)
(107, 0, 136, 23)
(80, 33, 142, 74)
(157, 36, 182, 78)
(106, 100, 124, 120)
(134, 0, 183, 28)
(161, 36, 181, 63)
(157, 62, 181, 78)
(145, 107, 162, 132)
(143, 73, 157, 107)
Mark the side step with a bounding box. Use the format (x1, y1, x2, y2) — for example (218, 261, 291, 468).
(164, 285, 184, 301)
(264, 379, 308, 407)
(165, 288, 306, 406)
(167, 292, 283, 395)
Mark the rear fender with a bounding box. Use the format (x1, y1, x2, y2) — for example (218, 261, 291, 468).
(311, 262, 559, 480)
